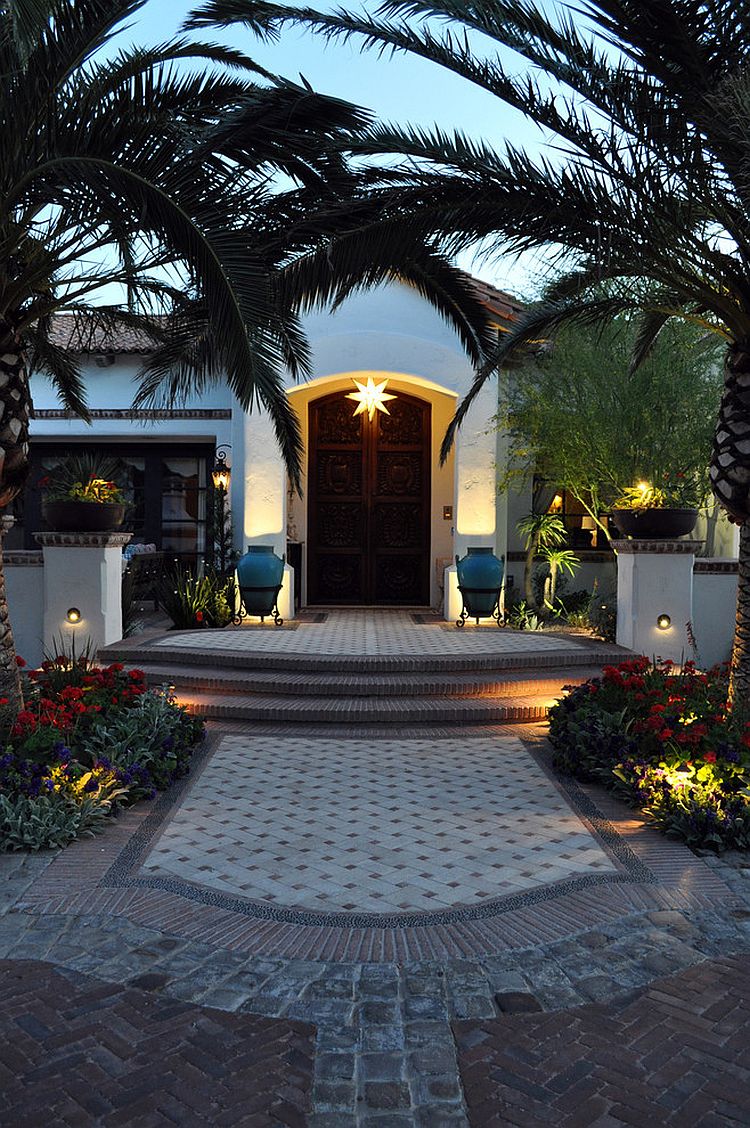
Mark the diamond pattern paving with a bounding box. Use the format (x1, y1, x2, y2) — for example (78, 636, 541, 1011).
(153, 609, 583, 656)
(142, 736, 617, 914)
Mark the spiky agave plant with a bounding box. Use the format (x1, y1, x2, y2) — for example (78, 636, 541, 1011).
(189, 0, 750, 698)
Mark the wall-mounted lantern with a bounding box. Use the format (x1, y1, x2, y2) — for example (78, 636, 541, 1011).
(211, 446, 231, 492)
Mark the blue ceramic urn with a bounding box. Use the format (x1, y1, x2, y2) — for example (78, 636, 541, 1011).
(456, 547, 504, 621)
(236, 545, 285, 618)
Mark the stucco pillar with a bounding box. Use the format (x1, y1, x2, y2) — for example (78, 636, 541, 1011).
(242, 407, 294, 618)
(613, 539, 702, 663)
(35, 532, 132, 660)
(444, 380, 499, 621)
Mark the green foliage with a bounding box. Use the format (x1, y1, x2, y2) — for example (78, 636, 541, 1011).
(505, 600, 544, 632)
(158, 565, 235, 629)
(501, 321, 721, 526)
(82, 690, 203, 798)
(516, 513, 567, 551)
(41, 452, 126, 503)
(549, 657, 750, 850)
(0, 791, 111, 852)
(1, 652, 205, 850)
(213, 489, 240, 579)
(516, 512, 568, 608)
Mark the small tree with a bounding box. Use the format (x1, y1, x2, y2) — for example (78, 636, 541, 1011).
(539, 547, 580, 613)
(516, 513, 567, 609)
(500, 320, 722, 542)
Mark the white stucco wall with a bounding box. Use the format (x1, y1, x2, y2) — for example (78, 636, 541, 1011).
(693, 567, 738, 668)
(6, 557, 44, 668)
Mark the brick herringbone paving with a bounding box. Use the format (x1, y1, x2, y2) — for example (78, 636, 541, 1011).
(0, 959, 315, 1128)
(454, 955, 750, 1127)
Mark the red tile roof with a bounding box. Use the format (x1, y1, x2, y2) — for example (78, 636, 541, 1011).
(45, 275, 524, 354)
(46, 315, 159, 354)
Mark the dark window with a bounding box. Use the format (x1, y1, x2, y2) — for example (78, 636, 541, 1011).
(17, 442, 215, 569)
(532, 478, 612, 550)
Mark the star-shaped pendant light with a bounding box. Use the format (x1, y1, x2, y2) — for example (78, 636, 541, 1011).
(346, 377, 397, 421)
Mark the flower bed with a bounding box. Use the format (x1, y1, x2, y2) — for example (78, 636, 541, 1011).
(0, 656, 204, 851)
(549, 657, 750, 851)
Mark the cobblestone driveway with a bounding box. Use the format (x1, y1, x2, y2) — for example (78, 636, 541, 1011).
(4, 722, 750, 1125)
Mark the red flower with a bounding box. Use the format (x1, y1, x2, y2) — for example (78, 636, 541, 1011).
(15, 655, 26, 668)
(107, 663, 124, 673)
(704, 751, 717, 763)
(195, 611, 204, 623)
(660, 728, 674, 740)
(128, 669, 145, 681)
(0, 698, 8, 707)
(60, 686, 84, 701)
(650, 704, 666, 714)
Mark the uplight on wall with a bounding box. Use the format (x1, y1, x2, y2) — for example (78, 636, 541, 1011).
(66, 608, 82, 624)
(656, 613, 672, 630)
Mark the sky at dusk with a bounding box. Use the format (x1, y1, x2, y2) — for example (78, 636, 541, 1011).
(117, 1, 565, 299)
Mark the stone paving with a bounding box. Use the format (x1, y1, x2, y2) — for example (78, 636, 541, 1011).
(4, 611, 750, 1123)
(141, 736, 616, 915)
(5, 721, 750, 1123)
(151, 610, 585, 657)
(1, 958, 315, 1128)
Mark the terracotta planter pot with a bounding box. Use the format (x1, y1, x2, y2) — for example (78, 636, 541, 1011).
(43, 500, 126, 532)
(611, 507, 699, 539)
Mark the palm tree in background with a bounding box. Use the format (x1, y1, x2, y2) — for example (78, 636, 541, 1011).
(191, 0, 750, 697)
(0, 0, 495, 704)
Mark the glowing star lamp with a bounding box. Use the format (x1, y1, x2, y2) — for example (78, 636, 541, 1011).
(346, 377, 397, 421)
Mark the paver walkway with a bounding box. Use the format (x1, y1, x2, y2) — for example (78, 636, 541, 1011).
(149, 610, 586, 657)
(4, 612, 750, 1124)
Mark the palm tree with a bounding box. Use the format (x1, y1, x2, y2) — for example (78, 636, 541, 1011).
(0, 0, 496, 705)
(516, 513, 567, 610)
(190, 0, 750, 698)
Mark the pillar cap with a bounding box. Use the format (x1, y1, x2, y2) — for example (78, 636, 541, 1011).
(611, 538, 704, 554)
(34, 532, 134, 548)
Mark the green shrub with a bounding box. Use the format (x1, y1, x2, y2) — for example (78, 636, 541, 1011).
(0, 791, 112, 851)
(158, 565, 235, 629)
(549, 656, 750, 850)
(83, 689, 202, 797)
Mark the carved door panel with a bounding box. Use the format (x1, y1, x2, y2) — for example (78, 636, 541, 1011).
(308, 392, 431, 604)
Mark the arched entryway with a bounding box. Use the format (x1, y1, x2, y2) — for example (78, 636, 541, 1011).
(307, 390, 431, 604)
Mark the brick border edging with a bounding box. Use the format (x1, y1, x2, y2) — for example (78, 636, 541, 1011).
(14, 728, 737, 963)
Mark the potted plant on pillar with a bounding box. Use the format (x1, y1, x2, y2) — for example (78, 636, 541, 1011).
(41, 453, 127, 533)
(610, 476, 703, 540)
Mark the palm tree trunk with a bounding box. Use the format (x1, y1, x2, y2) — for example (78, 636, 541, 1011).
(730, 522, 750, 704)
(524, 532, 540, 607)
(0, 525, 21, 708)
(710, 339, 750, 524)
(549, 558, 559, 605)
(0, 319, 32, 709)
(0, 319, 31, 507)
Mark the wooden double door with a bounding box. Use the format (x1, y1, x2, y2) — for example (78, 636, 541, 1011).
(308, 391, 431, 604)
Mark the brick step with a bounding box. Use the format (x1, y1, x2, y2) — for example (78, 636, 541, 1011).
(139, 662, 601, 699)
(173, 690, 554, 725)
(101, 639, 625, 676)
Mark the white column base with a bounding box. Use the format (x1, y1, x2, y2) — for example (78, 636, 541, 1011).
(36, 532, 132, 661)
(614, 539, 701, 663)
